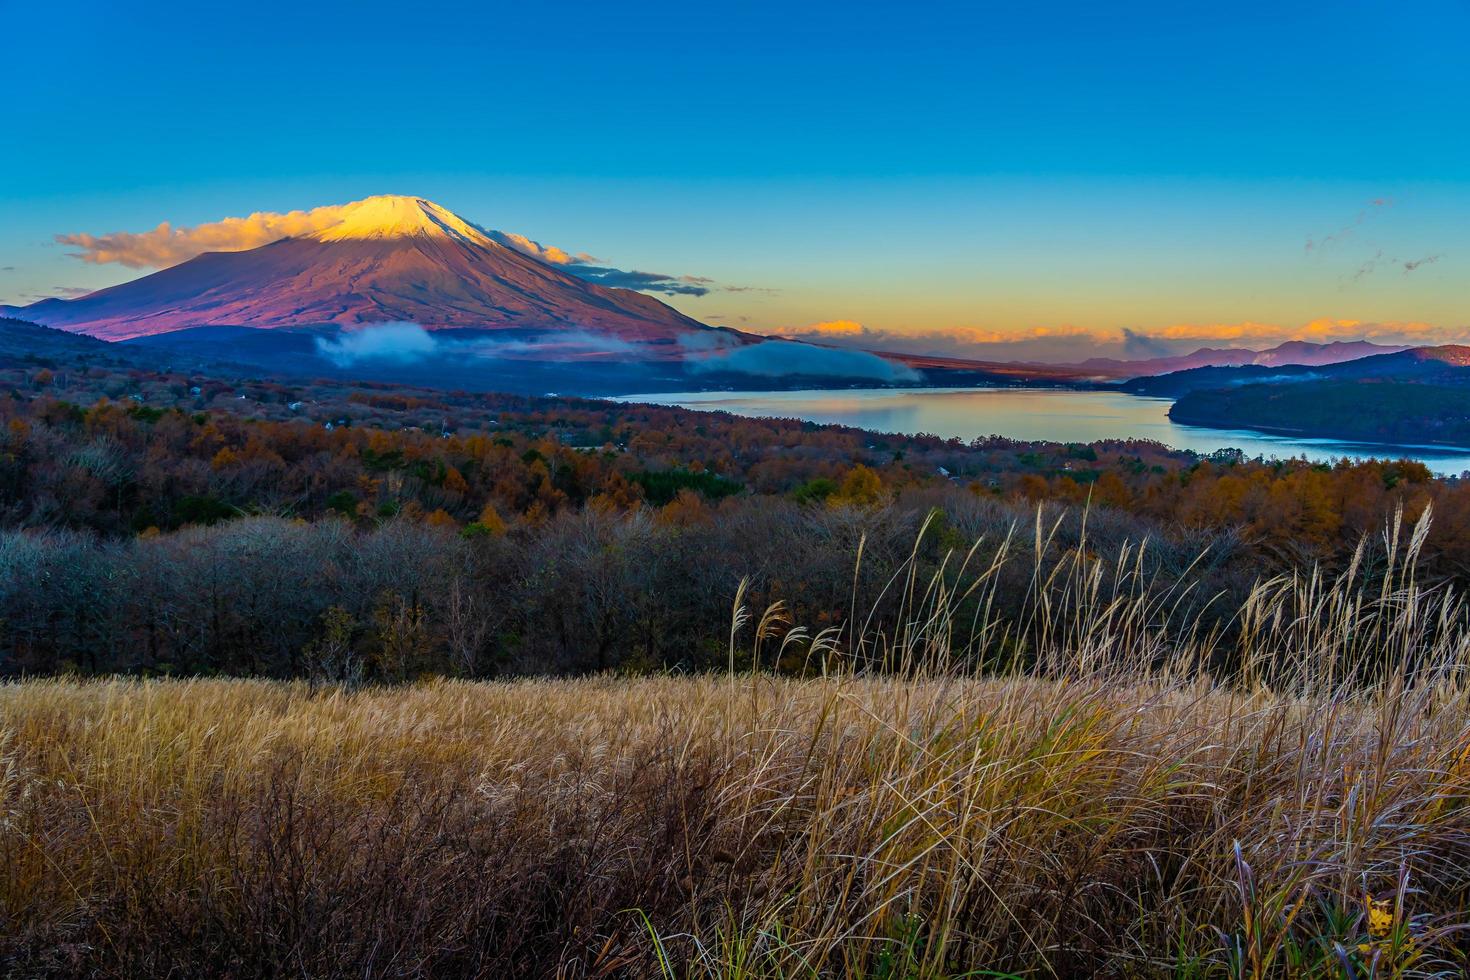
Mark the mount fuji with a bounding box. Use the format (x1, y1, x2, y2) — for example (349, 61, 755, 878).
(5, 195, 747, 352)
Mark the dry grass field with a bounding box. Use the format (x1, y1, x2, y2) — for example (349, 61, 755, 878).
(3, 512, 1470, 977)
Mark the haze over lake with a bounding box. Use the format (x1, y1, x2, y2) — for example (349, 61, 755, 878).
(618, 388, 1470, 476)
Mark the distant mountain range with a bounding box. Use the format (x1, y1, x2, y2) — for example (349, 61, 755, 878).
(1122, 344, 1470, 398)
(1077, 340, 1404, 379)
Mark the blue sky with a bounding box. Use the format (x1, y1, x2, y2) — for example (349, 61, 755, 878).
(3, 0, 1468, 355)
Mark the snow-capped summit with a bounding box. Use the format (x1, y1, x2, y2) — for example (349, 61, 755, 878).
(6, 196, 752, 349)
(307, 195, 496, 247)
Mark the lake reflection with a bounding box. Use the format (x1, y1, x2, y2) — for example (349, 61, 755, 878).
(613, 388, 1470, 477)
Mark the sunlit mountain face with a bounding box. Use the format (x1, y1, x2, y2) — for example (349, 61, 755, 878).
(5, 195, 751, 355)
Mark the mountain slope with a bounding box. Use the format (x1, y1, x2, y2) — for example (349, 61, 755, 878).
(3, 195, 747, 350)
(1326, 344, 1470, 377)
(1120, 364, 1323, 397)
(1163, 345, 1470, 449)
(0, 317, 113, 359)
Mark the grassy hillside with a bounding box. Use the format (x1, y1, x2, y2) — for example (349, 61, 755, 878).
(3, 674, 1466, 977)
(3, 516, 1470, 977)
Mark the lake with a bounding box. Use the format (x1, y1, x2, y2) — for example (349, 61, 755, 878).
(613, 387, 1470, 477)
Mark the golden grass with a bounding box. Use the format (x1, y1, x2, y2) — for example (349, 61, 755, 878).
(2, 670, 1469, 977)
(3, 509, 1469, 977)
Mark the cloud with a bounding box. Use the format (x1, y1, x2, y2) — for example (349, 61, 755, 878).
(1349, 250, 1385, 282)
(774, 321, 1106, 362)
(314, 322, 648, 368)
(686, 339, 918, 382)
(1144, 319, 1391, 343)
(488, 229, 718, 296)
(1120, 318, 1470, 349)
(566, 267, 715, 296)
(457, 330, 641, 359)
(315, 323, 439, 367)
(1341, 250, 1445, 284)
(485, 230, 600, 266)
(8, 284, 97, 303)
(803, 319, 865, 336)
(677, 331, 743, 354)
(1303, 199, 1445, 285)
(1120, 328, 1174, 358)
(1306, 197, 1393, 253)
(58, 204, 355, 268)
(312, 324, 925, 381)
(1403, 254, 1442, 273)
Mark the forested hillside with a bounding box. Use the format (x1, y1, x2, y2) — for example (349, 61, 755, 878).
(2, 346, 1468, 680)
(1171, 379, 1470, 447)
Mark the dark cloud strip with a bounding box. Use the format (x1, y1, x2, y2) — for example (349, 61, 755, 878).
(564, 266, 713, 296)
(1306, 197, 1393, 253)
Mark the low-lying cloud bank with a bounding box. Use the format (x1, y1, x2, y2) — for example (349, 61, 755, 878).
(686, 338, 919, 382)
(58, 202, 724, 298)
(774, 318, 1470, 364)
(314, 323, 441, 367)
(774, 322, 1157, 363)
(313, 323, 918, 382)
(314, 323, 641, 368)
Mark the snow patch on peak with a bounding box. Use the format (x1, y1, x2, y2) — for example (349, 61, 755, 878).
(308, 195, 496, 246)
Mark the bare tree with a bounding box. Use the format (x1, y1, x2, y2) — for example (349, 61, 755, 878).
(443, 574, 494, 676)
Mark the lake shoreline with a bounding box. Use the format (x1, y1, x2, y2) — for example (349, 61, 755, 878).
(1169, 409, 1470, 455)
(612, 386, 1470, 476)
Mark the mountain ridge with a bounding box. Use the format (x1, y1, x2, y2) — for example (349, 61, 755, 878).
(1120, 344, 1470, 398)
(1073, 339, 1404, 379)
